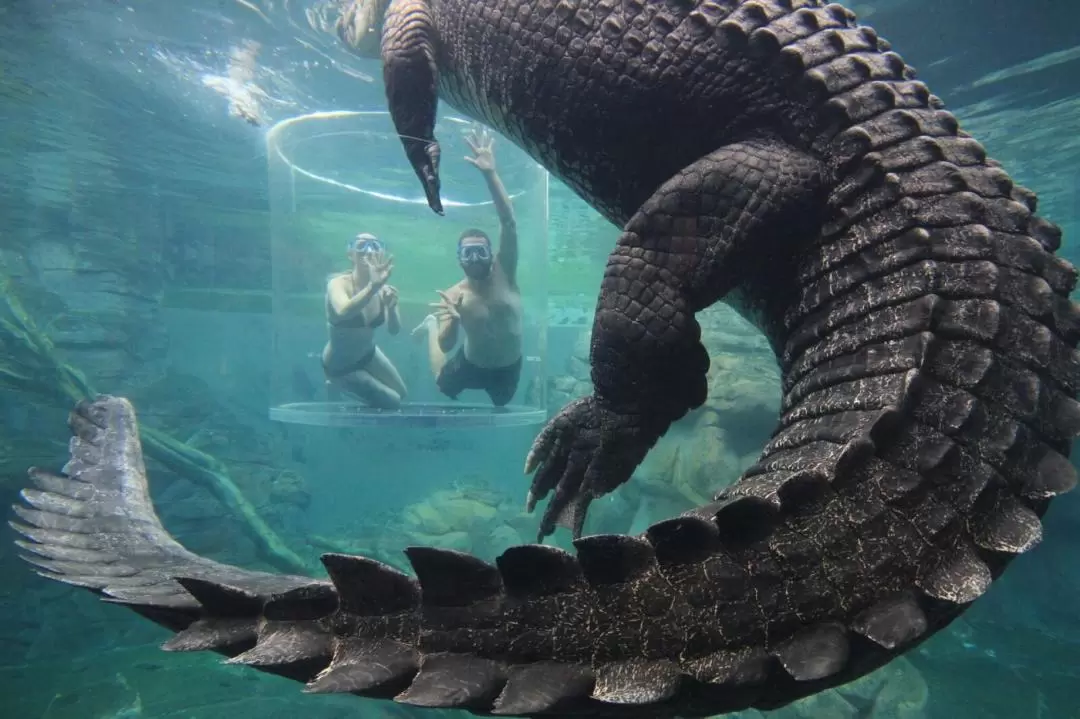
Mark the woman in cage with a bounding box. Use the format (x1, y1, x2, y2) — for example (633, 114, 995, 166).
(321, 233, 407, 409)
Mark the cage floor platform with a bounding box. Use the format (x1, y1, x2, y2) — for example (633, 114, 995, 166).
(269, 401, 547, 428)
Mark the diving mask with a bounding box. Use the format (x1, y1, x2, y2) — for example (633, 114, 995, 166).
(349, 233, 384, 255)
(458, 242, 492, 263)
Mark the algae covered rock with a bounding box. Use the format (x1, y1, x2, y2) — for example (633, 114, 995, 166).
(403, 488, 499, 536)
(406, 530, 472, 552)
(400, 485, 505, 554)
(314, 480, 526, 566)
(702, 347, 779, 415)
(636, 423, 741, 510)
(548, 312, 779, 431)
(403, 499, 456, 537)
(266, 469, 311, 509)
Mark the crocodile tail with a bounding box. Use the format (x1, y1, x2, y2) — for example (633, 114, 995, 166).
(713, 4, 1080, 515)
(10, 397, 333, 681)
(13, 388, 1076, 718)
(726, 0, 1080, 674)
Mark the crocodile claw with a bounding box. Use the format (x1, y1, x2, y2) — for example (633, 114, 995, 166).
(419, 141, 443, 214)
(407, 139, 443, 215)
(525, 396, 650, 541)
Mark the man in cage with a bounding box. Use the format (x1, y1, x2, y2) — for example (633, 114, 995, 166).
(411, 126, 523, 408)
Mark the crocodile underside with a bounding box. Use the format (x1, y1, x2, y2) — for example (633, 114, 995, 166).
(12, 0, 1080, 717)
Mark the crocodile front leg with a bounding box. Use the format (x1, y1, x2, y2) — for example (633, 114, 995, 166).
(382, 0, 443, 214)
(527, 137, 827, 540)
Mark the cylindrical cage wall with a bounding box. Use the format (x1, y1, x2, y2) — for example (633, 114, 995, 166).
(265, 110, 550, 428)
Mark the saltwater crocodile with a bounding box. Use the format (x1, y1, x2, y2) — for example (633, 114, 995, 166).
(12, 0, 1080, 717)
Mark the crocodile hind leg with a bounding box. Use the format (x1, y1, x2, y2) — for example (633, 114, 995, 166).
(382, 0, 443, 213)
(527, 136, 827, 540)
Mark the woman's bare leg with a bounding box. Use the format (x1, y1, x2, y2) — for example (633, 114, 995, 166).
(330, 368, 402, 409)
(366, 347, 408, 399)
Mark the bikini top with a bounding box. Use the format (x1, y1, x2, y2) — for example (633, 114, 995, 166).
(327, 285, 386, 330)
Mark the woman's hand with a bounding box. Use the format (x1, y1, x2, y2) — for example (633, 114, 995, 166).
(382, 284, 399, 309)
(366, 251, 394, 286)
(383, 284, 402, 335)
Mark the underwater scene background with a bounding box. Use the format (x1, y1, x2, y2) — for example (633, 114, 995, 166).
(1, 0, 1078, 717)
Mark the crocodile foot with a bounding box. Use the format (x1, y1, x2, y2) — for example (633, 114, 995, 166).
(525, 396, 654, 541)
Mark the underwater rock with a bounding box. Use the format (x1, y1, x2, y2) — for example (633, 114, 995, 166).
(486, 523, 525, 552)
(123, 370, 316, 554)
(468, 521, 539, 563)
(392, 485, 512, 557)
(373, 481, 573, 562)
(442, 495, 498, 524)
(546, 330, 594, 412)
(583, 488, 642, 537)
(702, 349, 779, 415)
(13, 215, 168, 392)
(634, 419, 743, 513)
(266, 469, 312, 509)
(503, 509, 551, 543)
(403, 500, 455, 536)
(405, 529, 472, 552)
(155, 479, 260, 566)
(403, 488, 500, 538)
(309, 526, 415, 574)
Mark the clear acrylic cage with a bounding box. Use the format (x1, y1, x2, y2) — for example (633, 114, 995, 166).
(265, 110, 550, 429)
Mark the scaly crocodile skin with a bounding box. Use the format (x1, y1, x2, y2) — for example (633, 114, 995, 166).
(13, 1, 1079, 717)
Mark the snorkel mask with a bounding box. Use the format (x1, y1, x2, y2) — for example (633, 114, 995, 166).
(349, 233, 384, 256)
(458, 236, 493, 280)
